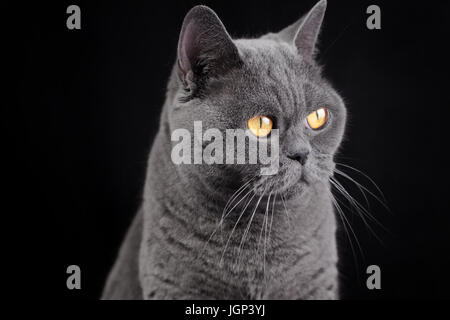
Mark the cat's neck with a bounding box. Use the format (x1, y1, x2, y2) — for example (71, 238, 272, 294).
(142, 124, 338, 298)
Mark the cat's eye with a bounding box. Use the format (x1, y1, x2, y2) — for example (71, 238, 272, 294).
(247, 116, 273, 137)
(306, 108, 328, 130)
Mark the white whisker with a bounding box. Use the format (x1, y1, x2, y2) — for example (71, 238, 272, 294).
(280, 194, 293, 231)
(237, 189, 265, 266)
(219, 192, 256, 266)
(330, 193, 364, 276)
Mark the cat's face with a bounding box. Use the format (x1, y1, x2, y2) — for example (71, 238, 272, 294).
(169, 0, 346, 197)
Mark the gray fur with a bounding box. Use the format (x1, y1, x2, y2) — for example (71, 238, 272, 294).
(102, 0, 347, 300)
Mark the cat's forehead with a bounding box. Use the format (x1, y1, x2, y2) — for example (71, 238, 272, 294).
(236, 39, 300, 70)
(222, 38, 328, 108)
(234, 38, 320, 85)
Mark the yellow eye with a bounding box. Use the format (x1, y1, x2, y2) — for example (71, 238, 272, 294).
(247, 116, 273, 137)
(306, 108, 328, 130)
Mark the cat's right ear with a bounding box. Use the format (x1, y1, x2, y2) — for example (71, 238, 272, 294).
(277, 0, 327, 62)
(177, 6, 241, 91)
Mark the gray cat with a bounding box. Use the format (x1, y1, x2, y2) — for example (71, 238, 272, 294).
(102, 0, 347, 300)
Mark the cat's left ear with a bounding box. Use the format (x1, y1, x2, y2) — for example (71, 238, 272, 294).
(278, 0, 327, 62)
(177, 6, 241, 90)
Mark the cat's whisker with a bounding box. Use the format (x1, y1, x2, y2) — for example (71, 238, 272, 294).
(218, 176, 257, 241)
(221, 188, 255, 227)
(280, 194, 293, 231)
(220, 177, 256, 227)
(263, 191, 274, 283)
(257, 192, 271, 253)
(200, 186, 254, 258)
(332, 184, 382, 246)
(330, 193, 363, 277)
(333, 172, 390, 226)
(236, 189, 266, 267)
(331, 192, 365, 260)
(268, 193, 276, 245)
(330, 177, 390, 240)
(341, 199, 386, 254)
(222, 177, 256, 216)
(335, 162, 389, 209)
(219, 192, 256, 267)
(330, 177, 374, 232)
(256, 192, 272, 281)
(334, 168, 370, 210)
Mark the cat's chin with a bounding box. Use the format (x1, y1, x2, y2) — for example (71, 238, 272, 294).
(252, 182, 308, 200)
(251, 162, 331, 198)
(252, 167, 309, 197)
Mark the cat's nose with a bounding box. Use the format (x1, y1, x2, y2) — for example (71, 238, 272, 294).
(287, 150, 310, 166)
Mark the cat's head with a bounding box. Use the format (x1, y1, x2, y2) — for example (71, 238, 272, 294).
(168, 0, 346, 197)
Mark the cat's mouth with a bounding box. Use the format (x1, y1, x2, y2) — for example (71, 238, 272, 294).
(252, 160, 312, 196)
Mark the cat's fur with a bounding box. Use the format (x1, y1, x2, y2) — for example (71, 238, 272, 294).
(102, 0, 347, 300)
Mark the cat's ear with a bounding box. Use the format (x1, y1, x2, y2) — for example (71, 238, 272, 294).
(177, 6, 241, 89)
(278, 0, 327, 62)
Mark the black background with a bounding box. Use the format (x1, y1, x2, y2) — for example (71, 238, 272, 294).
(6, 0, 450, 299)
